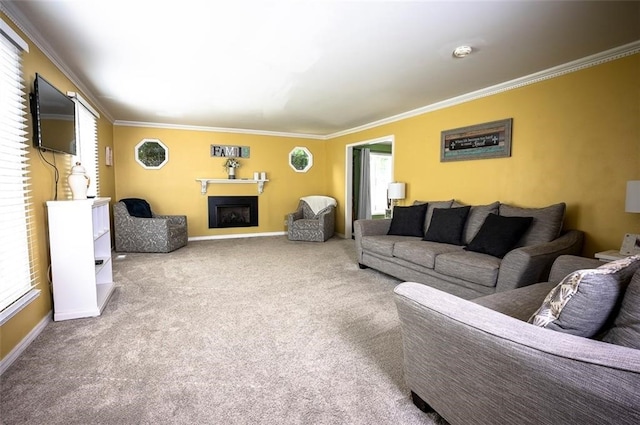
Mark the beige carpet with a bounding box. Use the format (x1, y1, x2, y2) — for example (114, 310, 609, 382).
(1, 236, 448, 424)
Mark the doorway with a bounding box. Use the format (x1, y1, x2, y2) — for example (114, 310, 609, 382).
(344, 135, 395, 238)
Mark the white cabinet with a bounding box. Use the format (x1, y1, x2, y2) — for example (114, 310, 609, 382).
(46, 197, 115, 321)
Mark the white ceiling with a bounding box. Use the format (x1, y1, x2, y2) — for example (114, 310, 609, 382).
(3, 1, 639, 137)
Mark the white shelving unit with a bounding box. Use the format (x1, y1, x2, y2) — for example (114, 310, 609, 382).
(46, 197, 115, 321)
(196, 178, 269, 195)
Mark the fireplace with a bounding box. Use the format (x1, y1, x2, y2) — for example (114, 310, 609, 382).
(208, 196, 259, 228)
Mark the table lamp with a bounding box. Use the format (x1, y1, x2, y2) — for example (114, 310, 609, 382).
(387, 182, 406, 217)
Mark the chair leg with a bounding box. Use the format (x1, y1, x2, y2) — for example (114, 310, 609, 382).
(358, 263, 368, 269)
(411, 391, 434, 413)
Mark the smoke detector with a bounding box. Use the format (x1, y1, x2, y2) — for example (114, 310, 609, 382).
(453, 45, 473, 58)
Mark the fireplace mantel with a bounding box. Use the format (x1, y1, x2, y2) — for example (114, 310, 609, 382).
(196, 178, 269, 195)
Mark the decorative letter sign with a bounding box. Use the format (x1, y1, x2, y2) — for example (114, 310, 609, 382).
(210, 145, 250, 158)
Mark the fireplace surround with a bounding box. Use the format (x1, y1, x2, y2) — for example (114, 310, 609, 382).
(208, 196, 258, 228)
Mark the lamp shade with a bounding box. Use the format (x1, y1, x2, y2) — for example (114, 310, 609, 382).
(388, 182, 406, 200)
(626, 180, 640, 213)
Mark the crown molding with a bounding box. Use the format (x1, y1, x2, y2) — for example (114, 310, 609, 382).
(114, 120, 326, 140)
(3, 1, 637, 139)
(0, 1, 114, 123)
(326, 40, 640, 140)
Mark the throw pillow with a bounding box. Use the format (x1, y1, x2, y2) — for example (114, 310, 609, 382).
(603, 271, 640, 349)
(422, 206, 471, 245)
(462, 201, 500, 245)
(387, 203, 428, 237)
(464, 213, 533, 258)
(120, 198, 153, 218)
(499, 202, 566, 247)
(528, 255, 640, 337)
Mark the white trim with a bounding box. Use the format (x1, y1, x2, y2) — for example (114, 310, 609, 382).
(67, 91, 100, 118)
(188, 231, 286, 241)
(114, 120, 325, 140)
(0, 289, 40, 325)
(0, 2, 112, 122)
(2, 0, 638, 138)
(0, 311, 51, 376)
(344, 135, 395, 238)
(326, 41, 640, 139)
(0, 16, 28, 51)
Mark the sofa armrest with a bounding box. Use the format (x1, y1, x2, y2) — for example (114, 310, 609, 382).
(155, 214, 187, 227)
(354, 219, 391, 262)
(287, 207, 303, 228)
(394, 282, 640, 425)
(495, 229, 584, 292)
(547, 254, 602, 282)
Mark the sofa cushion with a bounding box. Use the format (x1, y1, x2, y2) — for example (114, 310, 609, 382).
(387, 203, 428, 237)
(422, 206, 471, 245)
(528, 255, 640, 337)
(465, 214, 533, 258)
(415, 199, 454, 236)
(361, 235, 418, 257)
(463, 202, 500, 245)
(499, 202, 565, 246)
(603, 271, 640, 348)
(434, 250, 501, 287)
(393, 240, 464, 269)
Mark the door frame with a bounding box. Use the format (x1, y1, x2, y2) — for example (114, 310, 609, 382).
(344, 135, 395, 238)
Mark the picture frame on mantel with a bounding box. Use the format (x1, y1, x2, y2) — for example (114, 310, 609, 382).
(441, 118, 513, 162)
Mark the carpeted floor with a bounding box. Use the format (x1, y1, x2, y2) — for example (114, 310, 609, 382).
(1, 236, 448, 424)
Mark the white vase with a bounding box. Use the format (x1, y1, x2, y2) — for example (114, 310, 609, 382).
(228, 167, 236, 179)
(68, 162, 90, 199)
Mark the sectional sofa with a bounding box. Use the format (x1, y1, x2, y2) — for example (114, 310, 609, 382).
(354, 200, 584, 298)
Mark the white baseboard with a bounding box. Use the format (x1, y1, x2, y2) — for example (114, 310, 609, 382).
(0, 312, 51, 376)
(188, 231, 286, 241)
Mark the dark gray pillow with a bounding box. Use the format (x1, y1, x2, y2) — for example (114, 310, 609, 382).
(423, 206, 471, 245)
(603, 271, 640, 348)
(387, 203, 428, 237)
(464, 213, 533, 258)
(499, 202, 565, 246)
(120, 198, 153, 218)
(415, 199, 454, 234)
(529, 255, 640, 337)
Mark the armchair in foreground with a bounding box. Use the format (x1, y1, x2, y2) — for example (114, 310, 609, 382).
(114, 198, 188, 253)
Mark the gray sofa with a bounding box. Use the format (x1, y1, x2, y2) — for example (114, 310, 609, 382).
(394, 255, 640, 425)
(355, 200, 584, 298)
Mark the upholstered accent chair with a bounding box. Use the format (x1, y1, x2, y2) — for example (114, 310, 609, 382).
(114, 198, 188, 253)
(287, 196, 337, 242)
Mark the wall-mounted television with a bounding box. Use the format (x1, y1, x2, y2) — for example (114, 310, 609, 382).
(30, 73, 76, 155)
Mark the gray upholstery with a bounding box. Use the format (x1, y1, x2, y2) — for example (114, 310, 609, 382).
(394, 255, 640, 425)
(287, 199, 336, 242)
(355, 200, 584, 299)
(114, 201, 188, 253)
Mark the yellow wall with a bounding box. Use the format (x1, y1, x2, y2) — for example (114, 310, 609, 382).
(0, 13, 115, 359)
(112, 127, 326, 236)
(326, 54, 640, 256)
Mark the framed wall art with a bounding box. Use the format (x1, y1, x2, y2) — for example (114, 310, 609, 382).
(441, 118, 513, 162)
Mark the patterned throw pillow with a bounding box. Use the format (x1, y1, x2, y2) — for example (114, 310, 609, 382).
(528, 255, 640, 337)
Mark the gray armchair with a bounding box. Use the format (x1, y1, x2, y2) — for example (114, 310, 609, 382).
(114, 199, 188, 253)
(287, 196, 337, 242)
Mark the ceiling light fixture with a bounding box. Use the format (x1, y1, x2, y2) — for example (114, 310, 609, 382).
(453, 45, 473, 58)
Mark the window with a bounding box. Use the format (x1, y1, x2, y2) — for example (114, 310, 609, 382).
(0, 19, 39, 323)
(69, 92, 100, 196)
(369, 153, 393, 216)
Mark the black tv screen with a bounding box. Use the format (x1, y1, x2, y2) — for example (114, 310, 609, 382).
(31, 73, 76, 155)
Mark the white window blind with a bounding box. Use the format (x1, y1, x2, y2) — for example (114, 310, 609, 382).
(0, 20, 38, 317)
(71, 94, 99, 197)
